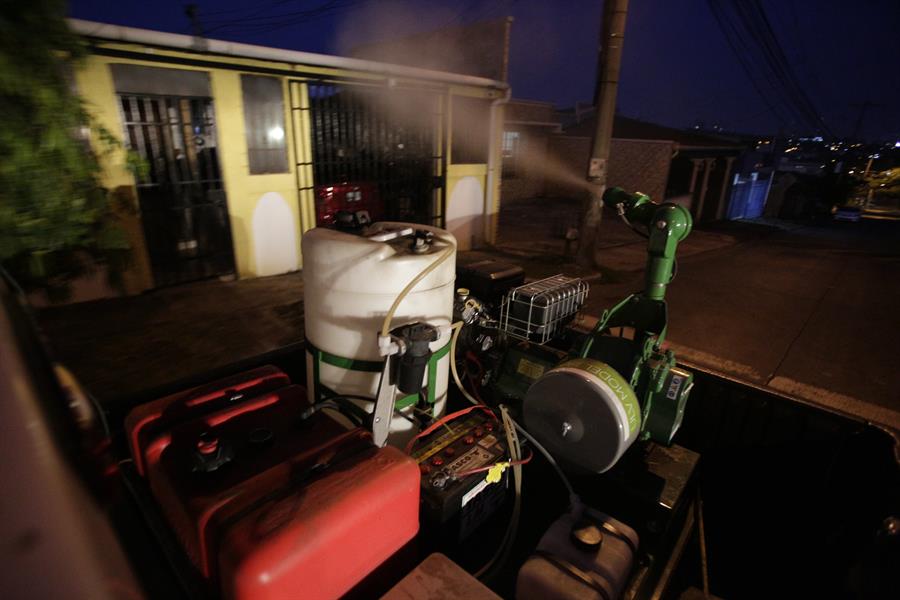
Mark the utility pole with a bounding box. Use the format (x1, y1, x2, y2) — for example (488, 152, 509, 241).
(185, 4, 208, 51)
(577, 0, 630, 267)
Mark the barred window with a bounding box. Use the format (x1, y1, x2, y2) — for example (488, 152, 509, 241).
(502, 131, 520, 176)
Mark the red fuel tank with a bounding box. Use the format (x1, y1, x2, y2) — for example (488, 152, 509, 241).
(125, 365, 290, 475)
(142, 384, 420, 599)
(219, 443, 420, 600)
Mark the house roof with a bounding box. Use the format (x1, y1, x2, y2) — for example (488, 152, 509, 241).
(504, 99, 560, 126)
(68, 19, 508, 92)
(562, 111, 745, 150)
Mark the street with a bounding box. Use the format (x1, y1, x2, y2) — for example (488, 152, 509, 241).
(38, 203, 900, 434)
(585, 216, 900, 432)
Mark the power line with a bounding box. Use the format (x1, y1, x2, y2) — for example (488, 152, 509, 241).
(200, 0, 369, 36)
(741, 0, 834, 136)
(705, 0, 791, 128)
(705, 0, 835, 138)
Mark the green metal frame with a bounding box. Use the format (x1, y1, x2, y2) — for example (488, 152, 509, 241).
(307, 341, 451, 412)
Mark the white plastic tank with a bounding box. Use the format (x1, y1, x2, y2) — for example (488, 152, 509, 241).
(302, 222, 457, 446)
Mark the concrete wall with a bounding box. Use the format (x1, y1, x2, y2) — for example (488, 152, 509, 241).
(544, 136, 590, 198)
(544, 136, 673, 202)
(500, 125, 551, 202)
(608, 138, 674, 202)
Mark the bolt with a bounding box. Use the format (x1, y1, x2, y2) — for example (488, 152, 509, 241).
(196, 432, 219, 455)
(656, 220, 668, 230)
(880, 516, 900, 537)
(561, 422, 573, 437)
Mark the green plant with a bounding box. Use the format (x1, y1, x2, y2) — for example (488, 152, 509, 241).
(0, 0, 132, 301)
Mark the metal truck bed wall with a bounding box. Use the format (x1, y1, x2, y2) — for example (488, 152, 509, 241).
(105, 344, 899, 599)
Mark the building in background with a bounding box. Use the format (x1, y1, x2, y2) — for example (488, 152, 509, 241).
(557, 108, 746, 221)
(350, 17, 514, 252)
(66, 19, 506, 302)
(350, 17, 513, 82)
(499, 99, 562, 200)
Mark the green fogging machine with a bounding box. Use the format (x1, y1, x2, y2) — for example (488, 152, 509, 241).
(456, 187, 695, 473)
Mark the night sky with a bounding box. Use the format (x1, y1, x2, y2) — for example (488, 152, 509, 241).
(69, 0, 900, 141)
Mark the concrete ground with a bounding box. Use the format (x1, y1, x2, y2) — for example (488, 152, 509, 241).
(491, 197, 900, 432)
(38, 273, 305, 403)
(37, 196, 900, 434)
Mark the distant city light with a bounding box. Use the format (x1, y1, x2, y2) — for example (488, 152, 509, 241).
(895, 141, 900, 148)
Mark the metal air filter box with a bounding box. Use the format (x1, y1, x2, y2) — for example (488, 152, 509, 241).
(501, 275, 588, 343)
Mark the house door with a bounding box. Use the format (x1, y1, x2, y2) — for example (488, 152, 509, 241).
(298, 81, 444, 228)
(119, 94, 235, 286)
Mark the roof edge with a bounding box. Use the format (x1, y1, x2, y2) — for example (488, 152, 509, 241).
(68, 18, 509, 91)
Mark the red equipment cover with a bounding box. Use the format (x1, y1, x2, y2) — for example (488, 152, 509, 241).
(143, 384, 420, 599)
(125, 365, 290, 475)
(315, 182, 384, 226)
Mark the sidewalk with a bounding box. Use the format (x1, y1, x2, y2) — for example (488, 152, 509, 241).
(39, 273, 306, 403)
(484, 196, 781, 279)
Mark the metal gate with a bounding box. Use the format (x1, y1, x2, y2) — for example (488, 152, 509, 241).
(298, 81, 444, 228)
(120, 94, 235, 286)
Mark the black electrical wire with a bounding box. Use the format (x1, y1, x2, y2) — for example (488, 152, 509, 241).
(617, 207, 649, 239)
(202, 0, 369, 36)
(303, 394, 371, 425)
(707, 0, 835, 137)
(705, 0, 791, 128)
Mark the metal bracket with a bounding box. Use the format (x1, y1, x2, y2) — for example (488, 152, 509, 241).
(371, 357, 396, 447)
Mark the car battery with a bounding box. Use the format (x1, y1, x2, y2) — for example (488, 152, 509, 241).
(142, 384, 420, 599)
(125, 365, 290, 475)
(456, 259, 526, 306)
(411, 411, 510, 542)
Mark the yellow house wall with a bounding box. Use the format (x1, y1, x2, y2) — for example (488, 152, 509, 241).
(74, 55, 154, 295)
(75, 55, 305, 287)
(444, 90, 495, 251)
(74, 42, 503, 295)
(210, 71, 302, 278)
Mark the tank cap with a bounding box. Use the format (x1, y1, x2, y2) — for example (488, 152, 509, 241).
(570, 519, 604, 552)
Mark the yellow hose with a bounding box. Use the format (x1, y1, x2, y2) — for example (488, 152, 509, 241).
(380, 243, 454, 338)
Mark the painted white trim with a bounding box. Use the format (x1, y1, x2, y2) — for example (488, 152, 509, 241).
(485, 88, 511, 243)
(505, 120, 563, 129)
(68, 19, 508, 91)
